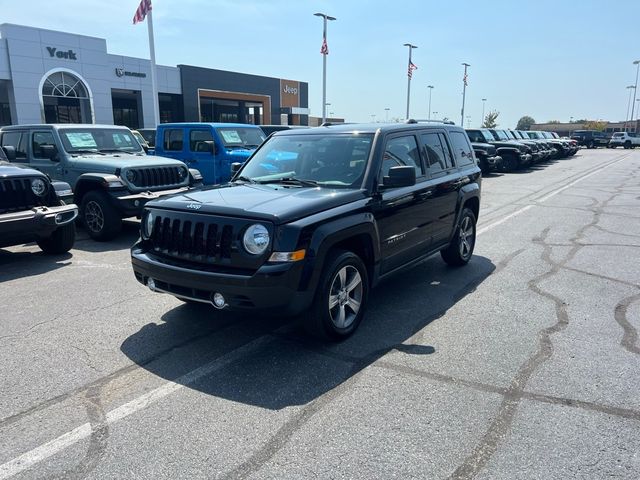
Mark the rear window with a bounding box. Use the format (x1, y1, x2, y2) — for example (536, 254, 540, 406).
(448, 131, 474, 167)
(163, 129, 184, 151)
(613, 133, 624, 137)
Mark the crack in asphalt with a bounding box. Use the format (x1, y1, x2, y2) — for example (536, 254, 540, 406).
(614, 294, 640, 355)
(446, 164, 640, 480)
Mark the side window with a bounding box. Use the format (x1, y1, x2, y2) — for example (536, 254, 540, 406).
(466, 130, 483, 143)
(163, 129, 184, 151)
(32, 132, 57, 159)
(420, 132, 453, 175)
(448, 131, 475, 167)
(1, 131, 27, 160)
(381, 135, 423, 178)
(189, 129, 214, 152)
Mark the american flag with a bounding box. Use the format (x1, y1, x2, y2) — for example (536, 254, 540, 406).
(463, 72, 468, 87)
(408, 61, 417, 79)
(133, 0, 152, 24)
(320, 36, 329, 55)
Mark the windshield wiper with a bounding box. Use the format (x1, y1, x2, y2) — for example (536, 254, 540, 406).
(259, 177, 319, 187)
(234, 175, 257, 184)
(243, 144, 261, 148)
(71, 149, 103, 155)
(98, 149, 136, 154)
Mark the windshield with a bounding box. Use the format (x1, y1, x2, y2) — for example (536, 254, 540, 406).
(132, 131, 147, 146)
(492, 130, 509, 141)
(216, 127, 266, 149)
(480, 130, 495, 142)
(238, 133, 373, 188)
(505, 131, 517, 140)
(527, 131, 540, 139)
(59, 128, 143, 154)
(514, 131, 526, 139)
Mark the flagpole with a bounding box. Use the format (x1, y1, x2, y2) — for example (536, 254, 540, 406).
(314, 13, 336, 125)
(404, 43, 417, 120)
(460, 62, 470, 127)
(146, 9, 160, 127)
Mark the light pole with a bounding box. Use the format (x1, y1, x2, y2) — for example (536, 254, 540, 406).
(314, 12, 336, 125)
(570, 116, 574, 123)
(466, 115, 471, 128)
(481, 98, 487, 126)
(427, 85, 434, 120)
(371, 114, 376, 123)
(631, 60, 640, 126)
(625, 85, 635, 131)
(432, 111, 438, 119)
(404, 43, 417, 119)
(384, 108, 390, 122)
(460, 62, 470, 126)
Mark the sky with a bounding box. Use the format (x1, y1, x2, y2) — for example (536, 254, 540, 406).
(2, 0, 640, 128)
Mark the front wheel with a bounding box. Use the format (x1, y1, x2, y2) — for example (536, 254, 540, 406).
(624, 141, 632, 149)
(305, 250, 369, 341)
(37, 222, 75, 254)
(81, 190, 122, 241)
(441, 208, 477, 267)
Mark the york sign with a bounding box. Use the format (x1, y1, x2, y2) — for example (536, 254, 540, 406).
(46, 47, 77, 60)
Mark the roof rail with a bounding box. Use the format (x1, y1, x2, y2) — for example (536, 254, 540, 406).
(406, 119, 456, 125)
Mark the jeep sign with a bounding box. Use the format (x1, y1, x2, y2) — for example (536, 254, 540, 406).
(46, 47, 77, 60)
(280, 79, 300, 108)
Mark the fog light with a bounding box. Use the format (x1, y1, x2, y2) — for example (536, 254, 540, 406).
(212, 292, 226, 309)
(147, 278, 156, 291)
(55, 213, 63, 224)
(134, 200, 140, 207)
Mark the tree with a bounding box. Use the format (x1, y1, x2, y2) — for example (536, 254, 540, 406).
(516, 115, 536, 130)
(583, 120, 607, 131)
(482, 110, 500, 128)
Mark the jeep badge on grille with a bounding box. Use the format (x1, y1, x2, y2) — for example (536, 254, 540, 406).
(186, 203, 202, 210)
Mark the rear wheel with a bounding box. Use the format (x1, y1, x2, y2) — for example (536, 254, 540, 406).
(625, 141, 632, 149)
(81, 190, 122, 241)
(37, 222, 75, 254)
(587, 140, 594, 149)
(441, 208, 477, 267)
(305, 249, 369, 341)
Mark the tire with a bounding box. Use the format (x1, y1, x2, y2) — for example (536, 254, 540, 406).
(80, 190, 122, 241)
(624, 141, 631, 149)
(503, 154, 519, 171)
(441, 208, 477, 267)
(587, 140, 594, 149)
(305, 249, 369, 341)
(37, 222, 75, 254)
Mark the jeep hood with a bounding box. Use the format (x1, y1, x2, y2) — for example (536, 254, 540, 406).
(69, 154, 185, 174)
(147, 183, 367, 224)
(0, 162, 46, 178)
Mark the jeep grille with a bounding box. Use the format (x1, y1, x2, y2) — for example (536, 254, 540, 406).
(129, 166, 184, 189)
(0, 177, 45, 214)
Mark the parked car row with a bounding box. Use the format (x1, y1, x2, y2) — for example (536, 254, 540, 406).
(466, 128, 578, 173)
(570, 129, 640, 149)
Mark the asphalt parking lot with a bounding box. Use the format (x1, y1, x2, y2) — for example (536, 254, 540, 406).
(1, 148, 639, 479)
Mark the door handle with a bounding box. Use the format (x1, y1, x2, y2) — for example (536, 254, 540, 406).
(418, 191, 433, 199)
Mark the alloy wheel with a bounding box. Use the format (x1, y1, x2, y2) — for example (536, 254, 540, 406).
(328, 265, 363, 329)
(85, 200, 104, 233)
(458, 215, 475, 259)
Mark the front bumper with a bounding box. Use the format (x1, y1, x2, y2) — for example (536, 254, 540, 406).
(130, 247, 313, 314)
(0, 204, 78, 247)
(113, 186, 190, 217)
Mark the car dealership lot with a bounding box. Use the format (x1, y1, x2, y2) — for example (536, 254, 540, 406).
(1, 149, 639, 479)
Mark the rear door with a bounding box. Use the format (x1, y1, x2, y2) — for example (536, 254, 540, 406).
(419, 130, 461, 245)
(374, 132, 433, 274)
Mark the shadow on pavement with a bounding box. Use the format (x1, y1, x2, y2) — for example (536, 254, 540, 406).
(72, 219, 141, 253)
(121, 254, 496, 410)
(0, 248, 72, 283)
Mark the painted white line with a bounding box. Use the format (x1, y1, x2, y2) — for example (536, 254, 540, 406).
(0, 336, 271, 480)
(477, 154, 630, 235)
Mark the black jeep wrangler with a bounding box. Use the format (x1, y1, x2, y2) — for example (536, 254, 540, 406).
(131, 122, 481, 340)
(0, 147, 77, 254)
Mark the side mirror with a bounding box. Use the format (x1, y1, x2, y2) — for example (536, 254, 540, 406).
(40, 144, 59, 161)
(2, 145, 16, 161)
(230, 162, 242, 174)
(382, 165, 416, 188)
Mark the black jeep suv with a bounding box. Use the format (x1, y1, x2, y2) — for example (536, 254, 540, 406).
(131, 122, 481, 340)
(570, 130, 609, 149)
(0, 147, 77, 254)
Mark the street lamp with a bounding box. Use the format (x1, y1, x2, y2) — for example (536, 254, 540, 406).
(481, 98, 487, 125)
(631, 60, 640, 126)
(460, 62, 470, 127)
(371, 114, 376, 123)
(432, 111, 438, 118)
(626, 85, 635, 131)
(427, 85, 434, 120)
(384, 107, 390, 122)
(403, 43, 418, 119)
(570, 116, 574, 123)
(314, 12, 336, 124)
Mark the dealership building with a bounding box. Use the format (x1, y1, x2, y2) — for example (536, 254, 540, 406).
(0, 23, 309, 129)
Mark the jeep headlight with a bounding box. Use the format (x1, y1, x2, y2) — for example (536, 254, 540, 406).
(126, 170, 137, 183)
(243, 224, 269, 255)
(177, 166, 188, 180)
(31, 178, 47, 196)
(142, 211, 154, 240)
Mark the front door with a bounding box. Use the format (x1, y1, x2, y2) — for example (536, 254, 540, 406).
(30, 131, 65, 181)
(187, 128, 216, 184)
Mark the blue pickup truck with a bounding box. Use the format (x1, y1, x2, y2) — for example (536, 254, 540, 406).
(154, 123, 266, 185)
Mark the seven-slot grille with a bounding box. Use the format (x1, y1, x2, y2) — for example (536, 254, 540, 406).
(0, 177, 44, 213)
(128, 166, 184, 189)
(150, 213, 236, 263)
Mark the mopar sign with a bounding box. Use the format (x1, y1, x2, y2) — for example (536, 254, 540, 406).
(115, 68, 147, 78)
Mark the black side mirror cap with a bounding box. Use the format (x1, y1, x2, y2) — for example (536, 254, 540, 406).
(2, 145, 16, 161)
(382, 165, 416, 188)
(40, 144, 59, 161)
(230, 162, 243, 174)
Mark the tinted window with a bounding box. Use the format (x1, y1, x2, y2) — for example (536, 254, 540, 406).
(421, 132, 453, 174)
(449, 131, 474, 167)
(465, 130, 485, 143)
(381, 135, 423, 178)
(32, 132, 56, 159)
(1, 131, 27, 159)
(189, 129, 214, 151)
(163, 129, 184, 151)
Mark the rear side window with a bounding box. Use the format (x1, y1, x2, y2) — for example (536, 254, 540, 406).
(32, 132, 56, 159)
(421, 132, 453, 175)
(163, 129, 184, 151)
(1, 131, 27, 160)
(466, 130, 484, 143)
(448, 131, 475, 167)
(381, 135, 423, 178)
(189, 129, 214, 152)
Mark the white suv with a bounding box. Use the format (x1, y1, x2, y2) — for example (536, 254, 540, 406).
(609, 132, 640, 149)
